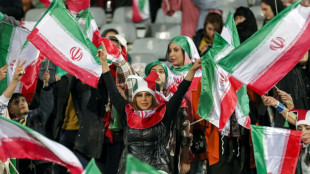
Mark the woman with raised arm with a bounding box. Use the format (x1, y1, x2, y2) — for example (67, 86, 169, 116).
(98, 42, 202, 173)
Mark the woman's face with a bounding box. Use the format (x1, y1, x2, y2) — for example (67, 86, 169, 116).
(111, 40, 122, 52)
(168, 43, 184, 66)
(297, 124, 310, 144)
(261, 2, 275, 20)
(234, 16, 246, 25)
(205, 23, 216, 39)
(135, 92, 153, 110)
(150, 65, 166, 85)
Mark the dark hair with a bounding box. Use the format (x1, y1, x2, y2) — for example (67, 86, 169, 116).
(234, 7, 258, 43)
(261, 0, 284, 20)
(8, 93, 26, 107)
(203, 13, 223, 37)
(101, 28, 119, 37)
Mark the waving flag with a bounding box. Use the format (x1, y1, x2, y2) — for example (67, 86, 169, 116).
(83, 158, 101, 174)
(0, 116, 83, 174)
(76, 8, 100, 44)
(217, 1, 310, 95)
(27, 0, 102, 87)
(251, 125, 302, 174)
(67, 0, 90, 15)
(0, 22, 42, 102)
(132, 0, 150, 22)
(198, 11, 249, 129)
(39, 0, 53, 8)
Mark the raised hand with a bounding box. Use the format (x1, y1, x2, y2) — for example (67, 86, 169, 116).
(43, 70, 50, 87)
(261, 95, 278, 107)
(277, 90, 294, 110)
(0, 64, 8, 81)
(13, 59, 26, 81)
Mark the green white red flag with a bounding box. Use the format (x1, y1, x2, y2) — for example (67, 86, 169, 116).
(125, 154, 162, 174)
(67, 0, 90, 15)
(27, 0, 102, 87)
(0, 116, 84, 174)
(39, 0, 53, 8)
(132, 0, 150, 22)
(217, 1, 310, 95)
(251, 125, 302, 174)
(0, 22, 43, 102)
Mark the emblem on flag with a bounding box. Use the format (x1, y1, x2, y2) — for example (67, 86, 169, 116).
(70, 46, 83, 61)
(270, 37, 285, 51)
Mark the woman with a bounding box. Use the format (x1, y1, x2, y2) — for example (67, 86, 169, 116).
(260, 0, 284, 25)
(234, 7, 258, 43)
(98, 42, 202, 173)
(193, 12, 223, 56)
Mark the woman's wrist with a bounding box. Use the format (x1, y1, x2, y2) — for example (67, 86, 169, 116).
(275, 101, 286, 113)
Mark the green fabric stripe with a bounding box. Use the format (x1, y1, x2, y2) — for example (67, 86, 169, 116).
(170, 36, 191, 58)
(217, 0, 300, 73)
(125, 154, 161, 173)
(170, 63, 192, 74)
(47, 1, 100, 64)
(251, 125, 267, 174)
(236, 86, 250, 116)
(197, 53, 216, 119)
(56, 66, 68, 77)
(84, 158, 101, 174)
(145, 61, 168, 78)
(76, 9, 91, 33)
(139, 0, 145, 12)
(225, 11, 240, 48)
(0, 22, 14, 94)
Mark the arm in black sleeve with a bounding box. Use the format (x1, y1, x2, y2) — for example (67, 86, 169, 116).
(162, 79, 192, 128)
(102, 71, 128, 121)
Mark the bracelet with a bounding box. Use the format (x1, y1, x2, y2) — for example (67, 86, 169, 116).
(275, 101, 285, 113)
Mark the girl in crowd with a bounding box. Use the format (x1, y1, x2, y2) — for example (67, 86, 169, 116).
(262, 92, 310, 173)
(260, 0, 284, 25)
(98, 42, 202, 173)
(193, 12, 223, 56)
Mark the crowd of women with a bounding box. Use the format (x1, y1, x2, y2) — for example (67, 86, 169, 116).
(1, 0, 310, 173)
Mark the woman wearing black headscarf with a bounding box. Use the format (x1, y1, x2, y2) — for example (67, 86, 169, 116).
(233, 7, 258, 43)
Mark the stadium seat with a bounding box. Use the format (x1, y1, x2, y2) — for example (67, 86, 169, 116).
(155, 9, 182, 24)
(89, 7, 106, 28)
(130, 38, 170, 59)
(25, 8, 46, 21)
(112, 6, 151, 28)
(99, 22, 137, 43)
(145, 23, 181, 39)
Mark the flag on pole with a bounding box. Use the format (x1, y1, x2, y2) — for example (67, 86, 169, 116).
(0, 116, 84, 174)
(125, 154, 162, 174)
(0, 22, 42, 102)
(27, 0, 102, 88)
(132, 0, 150, 22)
(251, 125, 302, 174)
(217, 1, 310, 95)
(66, 0, 90, 15)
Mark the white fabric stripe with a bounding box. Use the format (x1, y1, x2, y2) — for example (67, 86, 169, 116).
(208, 66, 231, 127)
(232, 5, 308, 85)
(36, 14, 101, 76)
(263, 127, 289, 174)
(0, 119, 82, 167)
(221, 26, 233, 47)
(214, 45, 234, 62)
(86, 19, 97, 41)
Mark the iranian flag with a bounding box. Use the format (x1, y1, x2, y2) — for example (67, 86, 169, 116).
(198, 11, 249, 129)
(19, 21, 37, 31)
(66, 0, 90, 15)
(217, 1, 310, 95)
(0, 116, 83, 174)
(126, 154, 162, 174)
(0, 22, 42, 102)
(132, 0, 150, 22)
(251, 125, 302, 174)
(27, 0, 102, 87)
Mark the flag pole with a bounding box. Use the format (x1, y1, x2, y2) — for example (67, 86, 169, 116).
(274, 86, 294, 105)
(43, 60, 50, 88)
(190, 118, 204, 126)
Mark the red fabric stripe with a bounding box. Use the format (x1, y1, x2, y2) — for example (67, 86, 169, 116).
(279, 130, 302, 174)
(132, 0, 144, 23)
(0, 137, 83, 174)
(27, 28, 99, 88)
(248, 18, 310, 96)
(66, 0, 90, 14)
(219, 76, 243, 129)
(39, 0, 51, 8)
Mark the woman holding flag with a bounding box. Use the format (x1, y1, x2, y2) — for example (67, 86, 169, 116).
(98, 41, 202, 173)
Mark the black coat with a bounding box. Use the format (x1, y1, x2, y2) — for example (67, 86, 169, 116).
(53, 75, 108, 158)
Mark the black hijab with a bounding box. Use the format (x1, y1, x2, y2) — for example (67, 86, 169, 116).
(234, 7, 258, 43)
